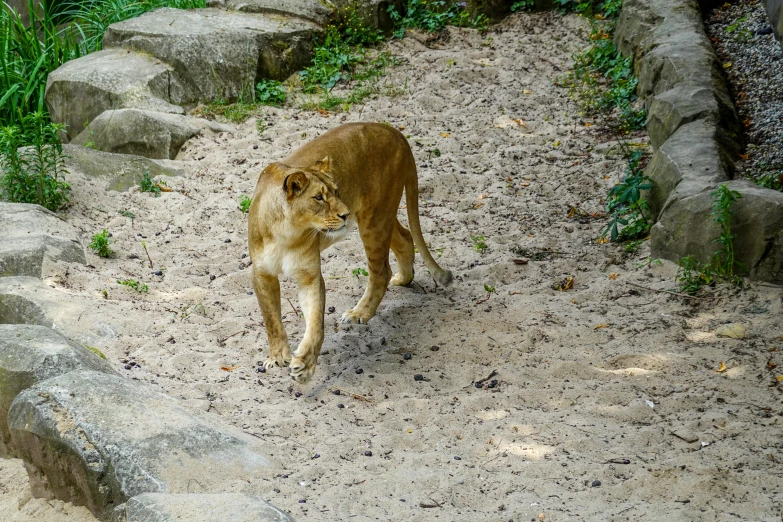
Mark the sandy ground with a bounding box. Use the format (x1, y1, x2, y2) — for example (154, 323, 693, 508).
(3, 11, 783, 521)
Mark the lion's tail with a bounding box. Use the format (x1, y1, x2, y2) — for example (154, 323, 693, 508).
(404, 173, 453, 288)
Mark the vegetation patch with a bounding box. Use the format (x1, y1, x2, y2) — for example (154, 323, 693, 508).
(89, 229, 113, 258)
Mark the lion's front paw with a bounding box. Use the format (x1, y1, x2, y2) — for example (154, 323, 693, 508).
(340, 308, 372, 324)
(263, 351, 291, 370)
(289, 356, 317, 384)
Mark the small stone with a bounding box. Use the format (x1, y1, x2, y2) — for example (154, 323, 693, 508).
(355, 368, 363, 374)
(592, 480, 601, 487)
(224, 238, 232, 243)
(124, 364, 131, 370)
(430, 345, 440, 351)
(273, 488, 280, 493)
(414, 374, 426, 381)
(487, 379, 498, 389)
(337, 403, 345, 408)
(312, 453, 320, 459)
(364, 450, 373, 457)
(210, 274, 216, 280)
(295, 391, 302, 397)
(241, 253, 248, 259)
(715, 323, 747, 339)
(298, 499, 306, 504)
(253, 144, 259, 149)
(257, 367, 265, 373)
(128, 253, 139, 259)
(454, 456, 462, 460)
(403, 352, 412, 360)
(328, 306, 335, 313)
(246, 290, 253, 295)
(154, 270, 163, 276)
(333, 389, 341, 395)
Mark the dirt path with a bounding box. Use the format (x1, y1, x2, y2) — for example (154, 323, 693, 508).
(4, 11, 783, 521)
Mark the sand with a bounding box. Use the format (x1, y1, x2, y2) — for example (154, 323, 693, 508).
(2, 10, 783, 521)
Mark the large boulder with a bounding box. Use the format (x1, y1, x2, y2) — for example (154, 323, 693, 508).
(71, 109, 233, 160)
(0, 325, 114, 458)
(643, 120, 731, 219)
(207, 0, 332, 25)
(0, 203, 85, 278)
(114, 493, 294, 522)
(102, 8, 318, 104)
(64, 145, 182, 192)
(9, 370, 278, 521)
(45, 49, 189, 142)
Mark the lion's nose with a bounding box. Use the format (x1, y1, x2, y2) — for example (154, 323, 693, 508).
(338, 211, 350, 221)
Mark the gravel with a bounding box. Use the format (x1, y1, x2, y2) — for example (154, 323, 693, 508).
(705, 1, 783, 188)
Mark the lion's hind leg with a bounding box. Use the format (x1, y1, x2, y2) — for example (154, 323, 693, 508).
(390, 219, 415, 286)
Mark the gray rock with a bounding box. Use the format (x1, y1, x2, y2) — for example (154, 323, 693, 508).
(103, 8, 318, 104)
(45, 49, 188, 142)
(71, 109, 233, 160)
(651, 179, 783, 283)
(0, 325, 114, 457)
(0, 276, 134, 346)
(643, 120, 731, 219)
(0, 203, 85, 278)
(208, 0, 332, 25)
(9, 370, 277, 521)
(64, 144, 182, 191)
(113, 493, 294, 522)
(766, 0, 783, 45)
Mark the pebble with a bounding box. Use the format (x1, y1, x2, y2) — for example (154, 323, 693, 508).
(413, 374, 425, 381)
(153, 270, 163, 276)
(257, 367, 265, 373)
(210, 274, 216, 281)
(253, 144, 259, 149)
(337, 403, 345, 408)
(487, 379, 498, 389)
(295, 391, 302, 397)
(328, 306, 335, 313)
(355, 368, 364, 374)
(592, 480, 601, 487)
(364, 450, 373, 456)
(430, 345, 440, 351)
(454, 456, 462, 460)
(224, 238, 231, 243)
(298, 499, 306, 504)
(312, 453, 320, 459)
(403, 352, 412, 360)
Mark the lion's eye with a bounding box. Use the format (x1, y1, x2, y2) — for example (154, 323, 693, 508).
(314, 194, 324, 201)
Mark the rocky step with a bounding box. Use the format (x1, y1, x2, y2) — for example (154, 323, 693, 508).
(0, 203, 85, 278)
(8, 370, 280, 521)
(0, 324, 115, 458)
(45, 48, 188, 142)
(70, 109, 233, 160)
(206, 0, 332, 25)
(115, 493, 294, 522)
(102, 8, 319, 105)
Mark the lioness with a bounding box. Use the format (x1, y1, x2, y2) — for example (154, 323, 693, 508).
(248, 122, 453, 383)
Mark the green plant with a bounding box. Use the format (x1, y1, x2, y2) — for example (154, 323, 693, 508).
(139, 169, 162, 196)
(388, 0, 488, 38)
(255, 79, 287, 106)
(675, 184, 743, 294)
(603, 147, 653, 241)
(117, 278, 148, 293)
(89, 229, 112, 258)
(352, 267, 369, 279)
(118, 208, 135, 219)
(239, 194, 252, 213)
(0, 112, 70, 210)
(511, 0, 535, 12)
(471, 235, 488, 254)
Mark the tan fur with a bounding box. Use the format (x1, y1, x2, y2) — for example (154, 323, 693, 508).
(248, 122, 453, 384)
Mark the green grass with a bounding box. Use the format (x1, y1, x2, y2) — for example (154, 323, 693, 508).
(238, 194, 251, 213)
(117, 278, 148, 293)
(255, 79, 287, 106)
(387, 0, 488, 37)
(89, 229, 112, 257)
(471, 235, 488, 254)
(139, 169, 162, 196)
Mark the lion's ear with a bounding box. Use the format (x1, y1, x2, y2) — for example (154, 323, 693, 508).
(313, 156, 331, 173)
(283, 171, 309, 199)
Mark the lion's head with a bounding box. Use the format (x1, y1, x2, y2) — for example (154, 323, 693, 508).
(271, 157, 350, 239)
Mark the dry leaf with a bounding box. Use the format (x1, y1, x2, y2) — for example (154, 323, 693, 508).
(602, 175, 611, 180)
(609, 273, 618, 280)
(512, 258, 528, 265)
(520, 182, 530, 187)
(716, 361, 728, 373)
(597, 237, 609, 244)
(723, 62, 732, 69)
(584, 122, 592, 127)
(398, 125, 406, 130)
(552, 276, 574, 291)
(777, 375, 783, 382)
(473, 202, 484, 209)
(594, 323, 610, 330)
(513, 118, 527, 127)
(478, 193, 488, 200)
(768, 360, 777, 370)
(567, 207, 577, 218)
(738, 153, 749, 160)
(221, 365, 240, 371)
(742, 118, 750, 128)
(440, 132, 451, 138)
(538, 513, 545, 521)
(523, 89, 532, 95)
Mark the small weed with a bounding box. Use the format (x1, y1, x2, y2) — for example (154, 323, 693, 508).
(196, 100, 256, 123)
(83, 344, 107, 359)
(118, 209, 135, 219)
(472, 235, 488, 254)
(89, 229, 112, 258)
(239, 194, 252, 213)
(511, 0, 535, 12)
(624, 238, 644, 254)
(256, 80, 287, 106)
(352, 267, 369, 280)
(603, 147, 653, 241)
(139, 170, 162, 196)
(117, 278, 148, 293)
(476, 283, 496, 304)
